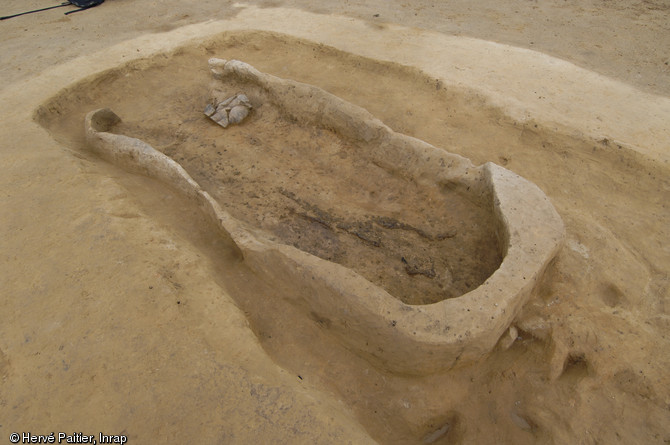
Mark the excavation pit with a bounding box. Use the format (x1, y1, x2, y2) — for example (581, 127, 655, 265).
(37, 32, 564, 374)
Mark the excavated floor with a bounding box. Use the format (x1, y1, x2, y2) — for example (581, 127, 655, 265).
(39, 34, 501, 306)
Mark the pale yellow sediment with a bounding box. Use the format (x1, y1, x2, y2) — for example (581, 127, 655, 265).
(2, 5, 667, 164)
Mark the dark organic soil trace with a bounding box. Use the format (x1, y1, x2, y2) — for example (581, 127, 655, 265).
(37, 32, 502, 305)
(114, 77, 501, 305)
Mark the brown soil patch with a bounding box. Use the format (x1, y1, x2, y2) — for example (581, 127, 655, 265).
(39, 32, 501, 305)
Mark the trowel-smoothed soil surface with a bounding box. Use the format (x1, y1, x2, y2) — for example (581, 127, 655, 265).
(3, 7, 670, 444)
(40, 38, 501, 305)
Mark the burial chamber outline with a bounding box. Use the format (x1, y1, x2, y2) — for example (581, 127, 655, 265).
(82, 58, 564, 375)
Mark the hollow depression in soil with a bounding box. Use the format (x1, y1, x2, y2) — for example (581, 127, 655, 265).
(37, 31, 563, 375)
(40, 33, 502, 306)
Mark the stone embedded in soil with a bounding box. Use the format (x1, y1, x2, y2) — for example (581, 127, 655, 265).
(204, 93, 252, 128)
(510, 411, 534, 432)
(497, 325, 519, 351)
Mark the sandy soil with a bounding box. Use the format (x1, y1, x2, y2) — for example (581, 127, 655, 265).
(40, 44, 503, 305)
(1, 1, 669, 444)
